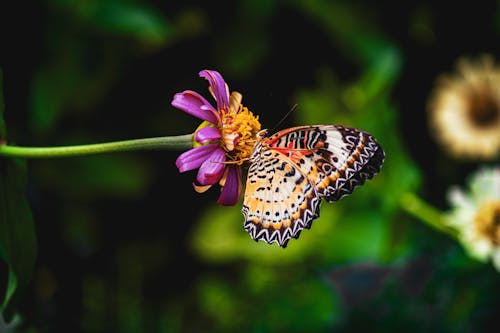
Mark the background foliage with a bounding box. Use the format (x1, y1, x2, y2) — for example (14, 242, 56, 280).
(0, 0, 499, 332)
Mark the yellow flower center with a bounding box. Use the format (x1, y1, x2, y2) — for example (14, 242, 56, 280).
(466, 84, 500, 128)
(192, 92, 261, 164)
(474, 200, 500, 246)
(221, 102, 261, 164)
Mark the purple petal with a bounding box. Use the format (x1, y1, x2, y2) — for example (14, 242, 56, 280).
(172, 90, 219, 124)
(195, 126, 221, 144)
(175, 144, 219, 173)
(196, 148, 226, 185)
(199, 70, 230, 111)
(217, 166, 242, 206)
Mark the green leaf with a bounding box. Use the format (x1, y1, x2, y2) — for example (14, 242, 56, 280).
(88, 1, 172, 44)
(0, 157, 37, 322)
(0, 70, 6, 140)
(0, 72, 37, 321)
(213, 0, 276, 76)
(190, 203, 341, 264)
(50, 0, 172, 45)
(29, 42, 120, 134)
(295, 0, 395, 67)
(196, 268, 342, 332)
(33, 154, 154, 199)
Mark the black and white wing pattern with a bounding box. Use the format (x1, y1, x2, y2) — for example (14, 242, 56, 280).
(242, 125, 384, 247)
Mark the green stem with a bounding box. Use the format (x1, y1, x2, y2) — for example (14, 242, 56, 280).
(0, 134, 193, 159)
(400, 192, 459, 240)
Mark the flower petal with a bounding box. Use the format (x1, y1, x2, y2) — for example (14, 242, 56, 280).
(196, 148, 226, 185)
(229, 91, 242, 112)
(492, 249, 500, 273)
(175, 144, 219, 173)
(217, 166, 242, 206)
(172, 90, 219, 124)
(199, 70, 230, 111)
(447, 186, 477, 212)
(193, 183, 212, 193)
(195, 126, 221, 144)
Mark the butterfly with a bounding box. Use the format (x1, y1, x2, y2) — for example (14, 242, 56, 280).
(241, 125, 384, 248)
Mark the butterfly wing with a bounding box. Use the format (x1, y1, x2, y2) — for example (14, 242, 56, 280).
(242, 125, 384, 247)
(262, 125, 384, 201)
(242, 148, 321, 247)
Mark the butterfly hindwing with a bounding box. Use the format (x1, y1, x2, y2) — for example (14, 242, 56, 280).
(242, 125, 384, 247)
(242, 149, 321, 247)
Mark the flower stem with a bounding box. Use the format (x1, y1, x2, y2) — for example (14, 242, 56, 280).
(0, 134, 193, 159)
(400, 192, 459, 239)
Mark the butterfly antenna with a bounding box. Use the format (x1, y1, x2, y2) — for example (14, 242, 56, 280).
(270, 103, 298, 133)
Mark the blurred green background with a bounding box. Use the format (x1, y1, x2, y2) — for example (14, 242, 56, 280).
(0, 0, 499, 332)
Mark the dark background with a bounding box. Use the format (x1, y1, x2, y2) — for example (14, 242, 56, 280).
(1, 1, 499, 332)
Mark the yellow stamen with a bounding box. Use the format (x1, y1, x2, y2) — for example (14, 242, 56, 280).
(474, 200, 500, 246)
(220, 94, 261, 164)
(192, 92, 261, 164)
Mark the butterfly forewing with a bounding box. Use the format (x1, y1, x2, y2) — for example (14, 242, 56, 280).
(242, 125, 384, 247)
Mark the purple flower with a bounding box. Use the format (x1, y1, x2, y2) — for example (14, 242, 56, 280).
(173, 70, 261, 206)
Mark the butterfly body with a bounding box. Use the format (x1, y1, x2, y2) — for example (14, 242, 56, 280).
(242, 125, 384, 248)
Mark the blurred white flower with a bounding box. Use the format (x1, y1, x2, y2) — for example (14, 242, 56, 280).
(428, 54, 500, 160)
(446, 166, 500, 271)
